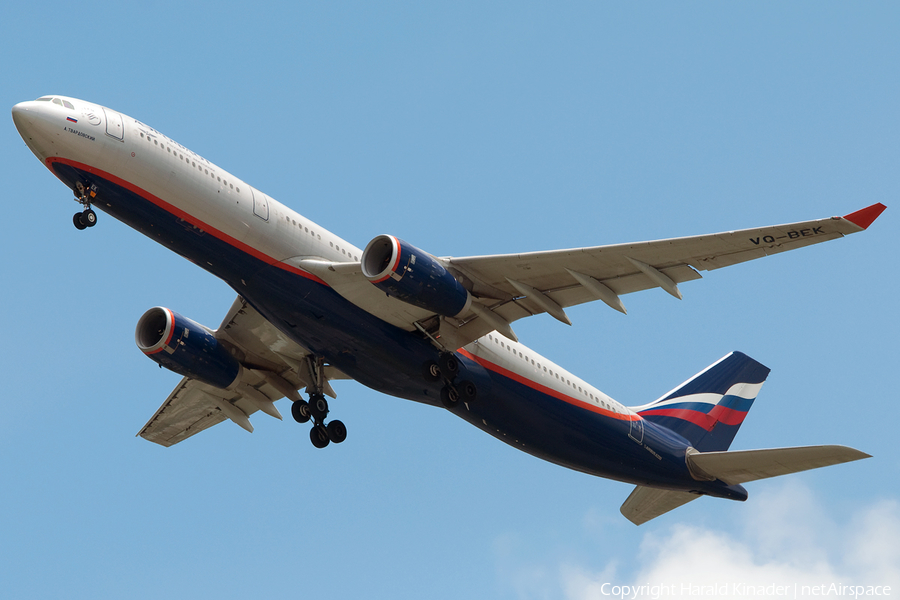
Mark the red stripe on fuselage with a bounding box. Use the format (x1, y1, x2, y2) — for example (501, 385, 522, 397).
(458, 348, 639, 422)
(47, 157, 329, 286)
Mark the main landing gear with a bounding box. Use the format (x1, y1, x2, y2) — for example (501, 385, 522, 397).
(423, 351, 477, 409)
(72, 182, 98, 230)
(290, 356, 347, 449)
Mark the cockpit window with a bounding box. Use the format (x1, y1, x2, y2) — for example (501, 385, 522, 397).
(42, 97, 74, 109)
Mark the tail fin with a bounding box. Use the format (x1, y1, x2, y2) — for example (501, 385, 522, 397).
(635, 352, 770, 452)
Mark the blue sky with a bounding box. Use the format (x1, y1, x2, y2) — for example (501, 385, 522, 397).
(2, 3, 898, 599)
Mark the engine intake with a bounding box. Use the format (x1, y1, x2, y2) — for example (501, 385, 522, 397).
(135, 307, 242, 389)
(361, 235, 471, 318)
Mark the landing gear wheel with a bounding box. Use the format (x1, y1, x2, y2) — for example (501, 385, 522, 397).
(83, 208, 97, 227)
(422, 360, 442, 382)
(440, 385, 460, 409)
(309, 394, 329, 421)
(458, 380, 477, 404)
(291, 400, 311, 423)
(327, 420, 347, 444)
(310, 424, 330, 448)
(439, 353, 460, 380)
(73, 212, 87, 230)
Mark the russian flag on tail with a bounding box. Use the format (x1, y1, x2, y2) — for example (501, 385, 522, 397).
(635, 352, 770, 452)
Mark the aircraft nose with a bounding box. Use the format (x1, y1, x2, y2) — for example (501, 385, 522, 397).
(11, 101, 35, 133)
(12, 100, 56, 162)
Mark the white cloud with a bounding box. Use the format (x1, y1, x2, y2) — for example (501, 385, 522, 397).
(550, 482, 900, 600)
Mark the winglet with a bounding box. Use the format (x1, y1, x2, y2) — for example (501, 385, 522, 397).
(843, 203, 887, 230)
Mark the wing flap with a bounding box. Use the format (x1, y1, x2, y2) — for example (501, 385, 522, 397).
(620, 485, 701, 526)
(138, 378, 229, 447)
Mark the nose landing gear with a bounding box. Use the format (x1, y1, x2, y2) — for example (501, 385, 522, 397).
(72, 182, 98, 230)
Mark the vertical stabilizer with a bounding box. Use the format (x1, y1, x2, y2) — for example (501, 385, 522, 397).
(634, 352, 770, 452)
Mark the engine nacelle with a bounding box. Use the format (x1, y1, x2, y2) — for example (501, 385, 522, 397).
(361, 235, 471, 318)
(135, 307, 242, 389)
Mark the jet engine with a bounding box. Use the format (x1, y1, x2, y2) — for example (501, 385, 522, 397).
(135, 307, 242, 389)
(361, 235, 471, 317)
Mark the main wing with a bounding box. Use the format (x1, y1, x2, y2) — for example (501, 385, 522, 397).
(138, 296, 350, 447)
(304, 203, 885, 350)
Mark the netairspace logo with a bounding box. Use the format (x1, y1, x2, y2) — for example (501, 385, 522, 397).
(502, 482, 899, 600)
(599, 582, 892, 600)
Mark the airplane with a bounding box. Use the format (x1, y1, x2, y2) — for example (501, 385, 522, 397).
(12, 95, 885, 525)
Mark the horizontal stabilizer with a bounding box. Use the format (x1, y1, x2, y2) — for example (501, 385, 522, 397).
(620, 485, 700, 526)
(687, 445, 871, 485)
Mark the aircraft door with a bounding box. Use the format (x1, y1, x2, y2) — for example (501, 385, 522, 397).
(628, 416, 644, 444)
(103, 107, 124, 141)
(250, 188, 269, 221)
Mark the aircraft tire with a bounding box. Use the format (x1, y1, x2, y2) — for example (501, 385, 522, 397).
(291, 400, 311, 423)
(440, 385, 459, 409)
(327, 420, 347, 444)
(438, 353, 459, 380)
(458, 380, 477, 404)
(309, 394, 329, 421)
(73, 212, 87, 230)
(310, 424, 330, 448)
(422, 360, 442, 382)
(84, 209, 97, 227)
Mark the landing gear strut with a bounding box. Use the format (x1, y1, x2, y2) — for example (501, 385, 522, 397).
(291, 355, 347, 448)
(72, 182, 98, 230)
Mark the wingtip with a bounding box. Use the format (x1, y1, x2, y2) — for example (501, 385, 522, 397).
(843, 203, 887, 230)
